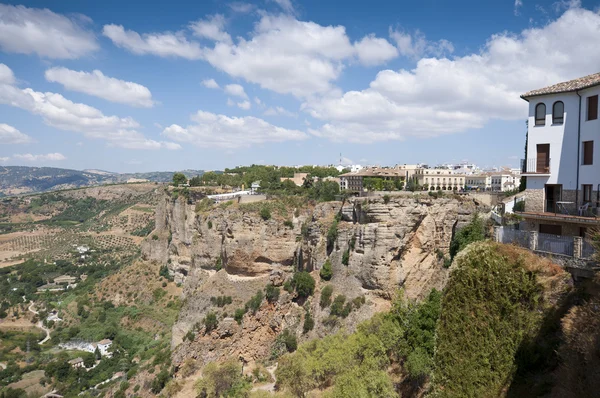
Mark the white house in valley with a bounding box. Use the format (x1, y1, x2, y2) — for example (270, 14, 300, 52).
(519, 72, 600, 237)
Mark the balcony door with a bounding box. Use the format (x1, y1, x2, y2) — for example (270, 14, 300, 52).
(537, 144, 550, 173)
(545, 184, 561, 213)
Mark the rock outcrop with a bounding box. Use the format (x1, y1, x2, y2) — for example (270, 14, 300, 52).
(142, 193, 481, 369)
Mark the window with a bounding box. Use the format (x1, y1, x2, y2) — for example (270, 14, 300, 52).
(587, 95, 598, 121)
(583, 141, 594, 165)
(552, 101, 564, 124)
(535, 103, 546, 126)
(583, 184, 592, 203)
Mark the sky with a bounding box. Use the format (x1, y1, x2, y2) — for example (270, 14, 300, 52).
(0, 0, 599, 172)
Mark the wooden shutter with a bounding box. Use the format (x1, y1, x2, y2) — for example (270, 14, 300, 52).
(588, 95, 598, 120)
(537, 144, 550, 172)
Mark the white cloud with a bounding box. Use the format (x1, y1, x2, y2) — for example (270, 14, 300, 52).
(0, 63, 15, 85)
(45, 67, 154, 108)
(102, 24, 202, 59)
(0, 123, 34, 144)
(227, 98, 235, 106)
(190, 14, 232, 43)
(162, 110, 307, 148)
(13, 153, 66, 162)
(354, 35, 398, 66)
(0, 64, 179, 150)
(264, 106, 297, 117)
(202, 78, 220, 89)
(229, 2, 255, 13)
(237, 100, 251, 110)
(0, 4, 98, 59)
(254, 97, 264, 107)
(269, 0, 296, 14)
(306, 7, 600, 143)
(224, 83, 248, 98)
(514, 0, 524, 16)
(0, 157, 8, 162)
(201, 15, 354, 97)
(389, 28, 454, 59)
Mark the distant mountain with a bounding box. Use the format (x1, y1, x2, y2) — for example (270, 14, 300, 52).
(0, 166, 204, 196)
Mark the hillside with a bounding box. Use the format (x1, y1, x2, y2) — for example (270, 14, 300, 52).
(0, 166, 204, 196)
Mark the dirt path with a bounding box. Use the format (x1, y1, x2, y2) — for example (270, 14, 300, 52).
(27, 302, 51, 345)
(251, 364, 277, 393)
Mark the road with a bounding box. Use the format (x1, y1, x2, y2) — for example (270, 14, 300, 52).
(27, 301, 51, 345)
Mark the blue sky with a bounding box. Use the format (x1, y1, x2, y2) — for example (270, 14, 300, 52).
(0, 0, 599, 172)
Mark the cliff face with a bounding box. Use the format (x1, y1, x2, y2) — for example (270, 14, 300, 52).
(142, 194, 479, 368)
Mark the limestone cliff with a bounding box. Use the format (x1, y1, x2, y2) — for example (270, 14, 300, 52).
(141, 194, 480, 369)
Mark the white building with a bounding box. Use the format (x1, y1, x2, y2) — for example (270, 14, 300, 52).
(520, 72, 600, 236)
(97, 339, 112, 356)
(414, 169, 465, 191)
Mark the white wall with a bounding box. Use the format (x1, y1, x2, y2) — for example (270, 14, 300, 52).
(577, 86, 600, 188)
(527, 92, 579, 189)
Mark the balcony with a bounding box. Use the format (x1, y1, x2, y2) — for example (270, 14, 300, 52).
(521, 158, 551, 175)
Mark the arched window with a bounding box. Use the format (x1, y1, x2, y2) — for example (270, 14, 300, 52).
(535, 103, 546, 126)
(553, 101, 564, 124)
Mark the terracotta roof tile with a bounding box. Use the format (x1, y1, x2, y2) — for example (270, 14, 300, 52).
(522, 72, 600, 98)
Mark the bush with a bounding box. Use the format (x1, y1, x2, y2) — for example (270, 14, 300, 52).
(278, 329, 297, 352)
(234, 308, 246, 324)
(204, 312, 218, 333)
(283, 280, 294, 293)
(320, 285, 334, 308)
(151, 368, 170, 394)
(327, 220, 338, 251)
(210, 296, 232, 307)
(152, 234, 159, 240)
(265, 284, 280, 303)
(184, 330, 195, 342)
(330, 295, 347, 317)
(342, 249, 350, 266)
(292, 272, 315, 299)
(260, 207, 271, 221)
(195, 360, 250, 398)
(207, 220, 213, 229)
(245, 290, 263, 314)
(303, 308, 314, 334)
(449, 214, 485, 260)
(283, 220, 294, 229)
(383, 194, 391, 204)
(320, 258, 333, 281)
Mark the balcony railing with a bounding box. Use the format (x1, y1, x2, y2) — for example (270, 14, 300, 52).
(521, 158, 551, 174)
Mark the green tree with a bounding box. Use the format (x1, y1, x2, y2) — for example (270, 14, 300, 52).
(292, 272, 315, 299)
(320, 258, 333, 281)
(265, 284, 280, 303)
(260, 206, 271, 221)
(320, 285, 333, 308)
(172, 172, 187, 187)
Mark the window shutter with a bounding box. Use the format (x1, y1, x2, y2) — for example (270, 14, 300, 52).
(588, 95, 598, 120)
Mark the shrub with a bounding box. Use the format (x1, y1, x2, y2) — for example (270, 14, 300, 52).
(320, 259, 333, 281)
(342, 249, 350, 266)
(151, 368, 170, 394)
(195, 360, 250, 398)
(234, 308, 246, 324)
(265, 284, 280, 303)
(207, 220, 213, 229)
(245, 290, 263, 314)
(278, 329, 298, 352)
(292, 272, 315, 299)
(449, 214, 485, 260)
(383, 194, 391, 204)
(152, 234, 159, 240)
(260, 206, 271, 221)
(303, 309, 314, 334)
(184, 330, 195, 342)
(283, 280, 294, 293)
(327, 220, 338, 251)
(330, 295, 351, 318)
(320, 285, 333, 308)
(210, 296, 232, 307)
(204, 312, 218, 333)
(283, 220, 294, 229)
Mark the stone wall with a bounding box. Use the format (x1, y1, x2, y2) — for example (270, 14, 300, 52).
(524, 189, 544, 212)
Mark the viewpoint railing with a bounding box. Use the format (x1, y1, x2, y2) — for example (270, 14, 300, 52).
(495, 226, 595, 260)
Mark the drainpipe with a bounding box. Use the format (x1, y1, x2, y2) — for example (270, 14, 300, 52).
(576, 90, 582, 207)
